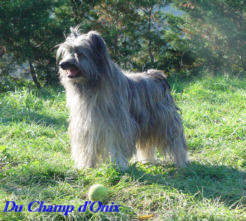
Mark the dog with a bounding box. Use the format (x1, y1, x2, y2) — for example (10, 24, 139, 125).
(57, 27, 189, 169)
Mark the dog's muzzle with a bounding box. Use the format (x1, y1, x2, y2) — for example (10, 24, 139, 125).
(59, 61, 82, 78)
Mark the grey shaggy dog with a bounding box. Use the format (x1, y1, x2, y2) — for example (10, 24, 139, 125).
(57, 27, 189, 169)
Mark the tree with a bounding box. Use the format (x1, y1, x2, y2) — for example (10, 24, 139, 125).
(0, 0, 198, 89)
(173, 0, 246, 74)
(0, 0, 64, 88)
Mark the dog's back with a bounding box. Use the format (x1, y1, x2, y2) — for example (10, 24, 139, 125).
(125, 69, 175, 128)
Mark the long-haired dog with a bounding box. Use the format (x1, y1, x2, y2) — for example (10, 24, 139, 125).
(57, 27, 189, 169)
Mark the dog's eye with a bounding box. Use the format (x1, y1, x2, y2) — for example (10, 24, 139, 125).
(75, 50, 83, 57)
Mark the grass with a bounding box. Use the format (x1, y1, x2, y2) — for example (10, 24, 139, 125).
(0, 74, 245, 220)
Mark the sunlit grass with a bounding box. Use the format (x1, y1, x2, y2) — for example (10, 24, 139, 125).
(0, 74, 245, 220)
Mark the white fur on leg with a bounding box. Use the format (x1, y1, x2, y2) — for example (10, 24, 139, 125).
(135, 145, 157, 164)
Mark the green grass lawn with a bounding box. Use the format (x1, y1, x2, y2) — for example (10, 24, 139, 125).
(0, 75, 245, 220)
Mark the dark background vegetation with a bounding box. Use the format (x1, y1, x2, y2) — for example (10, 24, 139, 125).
(0, 0, 245, 90)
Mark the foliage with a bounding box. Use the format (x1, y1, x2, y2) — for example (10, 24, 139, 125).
(0, 0, 64, 87)
(67, 0, 194, 72)
(173, 0, 246, 74)
(0, 0, 196, 89)
(1, 0, 245, 89)
(0, 74, 245, 219)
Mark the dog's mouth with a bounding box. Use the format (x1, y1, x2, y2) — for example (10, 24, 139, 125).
(60, 63, 82, 78)
(65, 67, 81, 78)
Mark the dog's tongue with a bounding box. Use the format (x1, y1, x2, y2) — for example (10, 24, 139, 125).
(66, 68, 78, 77)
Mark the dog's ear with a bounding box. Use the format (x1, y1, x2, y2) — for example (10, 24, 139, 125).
(88, 31, 107, 55)
(88, 31, 111, 76)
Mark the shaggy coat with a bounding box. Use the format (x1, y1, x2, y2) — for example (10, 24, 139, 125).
(57, 28, 188, 169)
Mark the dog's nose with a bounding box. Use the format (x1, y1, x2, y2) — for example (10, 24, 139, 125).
(59, 61, 73, 70)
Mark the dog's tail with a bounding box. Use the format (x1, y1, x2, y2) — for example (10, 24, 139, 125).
(147, 69, 170, 90)
(147, 69, 182, 114)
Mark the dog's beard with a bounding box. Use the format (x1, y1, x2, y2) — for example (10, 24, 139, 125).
(60, 69, 87, 85)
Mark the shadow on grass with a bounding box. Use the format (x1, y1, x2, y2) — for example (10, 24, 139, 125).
(125, 162, 245, 207)
(0, 165, 89, 201)
(1, 104, 67, 128)
(0, 85, 67, 128)
(168, 74, 195, 93)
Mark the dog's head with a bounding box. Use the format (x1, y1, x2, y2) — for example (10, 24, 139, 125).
(57, 27, 110, 84)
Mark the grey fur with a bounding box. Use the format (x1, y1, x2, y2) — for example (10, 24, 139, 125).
(57, 28, 189, 169)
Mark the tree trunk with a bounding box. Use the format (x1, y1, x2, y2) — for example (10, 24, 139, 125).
(148, 8, 154, 65)
(123, 33, 127, 69)
(114, 33, 119, 58)
(29, 60, 41, 89)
